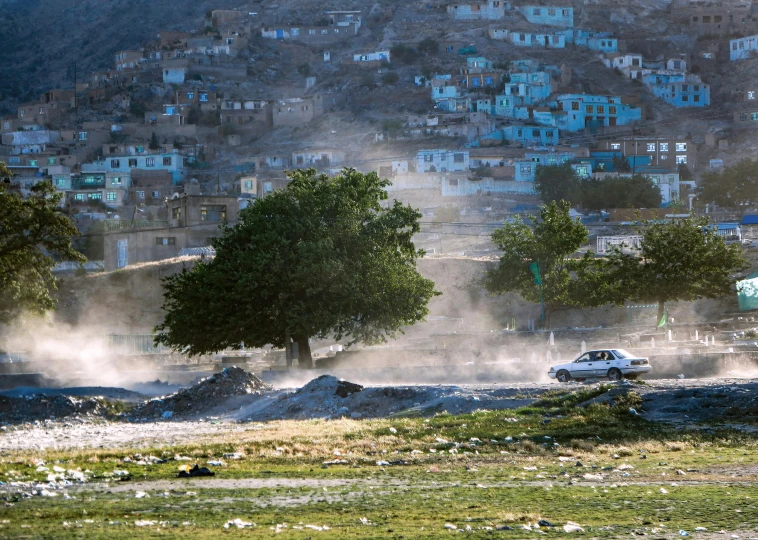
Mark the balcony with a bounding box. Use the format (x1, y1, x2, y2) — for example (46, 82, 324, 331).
(104, 219, 169, 232)
(71, 176, 106, 190)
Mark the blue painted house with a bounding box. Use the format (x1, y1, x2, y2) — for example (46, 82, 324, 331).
(505, 72, 552, 105)
(502, 126, 559, 146)
(655, 81, 710, 108)
(557, 94, 642, 131)
(587, 37, 618, 52)
(520, 5, 574, 27)
(509, 32, 566, 48)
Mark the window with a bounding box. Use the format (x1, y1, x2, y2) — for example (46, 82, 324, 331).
(29, 160, 38, 167)
(676, 156, 687, 164)
(681, 95, 689, 102)
(55, 178, 66, 187)
(660, 143, 669, 151)
(660, 154, 668, 160)
(532, 129, 539, 137)
(172, 207, 181, 220)
(128, 159, 137, 168)
(694, 95, 700, 103)
(597, 105, 605, 114)
(585, 105, 594, 113)
(75, 193, 85, 201)
(20, 109, 25, 117)
(112, 177, 122, 185)
(609, 106, 617, 115)
(453, 153, 464, 163)
(675, 142, 687, 152)
(264, 182, 273, 193)
(136, 190, 145, 199)
(163, 157, 172, 166)
(650, 175, 660, 184)
(703, 15, 711, 23)
(187, 92, 194, 100)
(309, 29, 316, 35)
(111, 159, 120, 168)
(106, 192, 117, 201)
(533, 8, 540, 15)
(79, 132, 87, 141)
(3, 121, 9, 129)
(752, 112, 758, 121)
(424, 154, 433, 162)
(48, 157, 56, 165)
(200, 93, 209, 102)
(39, 107, 45, 114)
(152, 190, 160, 198)
(575, 166, 588, 176)
(749, 91, 756, 100)
(291, 28, 299, 36)
(668, 175, 676, 183)
(520, 165, 532, 173)
(714, 15, 722, 22)
(136, 146, 144, 153)
(610, 143, 621, 150)
(448, 179, 458, 187)
(548, 8, 555, 15)
(146, 158, 155, 167)
(88, 192, 102, 200)
(647, 143, 656, 152)
(155, 237, 176, 246)
(694, 85, 700, 92)
(201, 205, 227, 222)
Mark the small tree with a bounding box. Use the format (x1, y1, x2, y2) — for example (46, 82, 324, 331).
(382, 71, 399, 85)
(698, 159, 758, 207)
(418, 38, 439, 54)
(155, 169, 439, 365)
(149, 132, 160, 150)
(612, 154, 631, 172)
(485, 201, 597, 328)
(577, 175, 661, 211)
(534, 163, 579, 205)
(0, 165, 85, 324)
(604, 216, 748, 323)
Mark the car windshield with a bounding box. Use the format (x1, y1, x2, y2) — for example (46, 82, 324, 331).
(612, 349, 634, 359)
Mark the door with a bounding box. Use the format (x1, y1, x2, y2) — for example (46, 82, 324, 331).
(595, 350, 614, 376)
(570, 353, 596, 378)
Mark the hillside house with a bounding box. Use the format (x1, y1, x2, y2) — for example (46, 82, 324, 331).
(272, 96, 324, 128)
(519, 5, 574, 27)
(731, 34, 758, 60)
(488, 29, 509, 39)
(51, 171, 131, 208)
(2, 130, 60, 154)
(651, 78, 710, 107)
(602, 53, 643, 77)
(83, 152, 185, 183)
(292, 149, 345, 168)
(672, 0, 758, 37)
(447, 1, 506, 20)
(352, 51, 390, 64)
(596, 138, 696, 170)
(502, 125, 559, 146)
(114, 50, 144, 72)
(162, 59, 188, 84)
(103, 194, 239, 270)
(509, 32, 566, 48)
(557, 94, 642, 130)
(262, 22, 360, 43)
(491, 95, 529, 119)
(587, 37, 618, 52)
(220, 99, 273, 132)
(416, 149, 470, 172)
(504, 72, 552, 105)
(326, 10, 362, 26)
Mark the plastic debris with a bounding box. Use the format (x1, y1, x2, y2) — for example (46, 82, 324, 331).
(224, 518, 255, 529)
(563, 522, 584, 533)
(135, 491, 149, 498)
(444, 523, 457, 530)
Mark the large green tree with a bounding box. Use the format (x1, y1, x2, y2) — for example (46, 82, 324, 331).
(698, 159, 758, 207)
(485, 201, 600, 328)
(155, 168, 439, 365)
(0, 163, 85, 324)
(603, 216, 748, 322)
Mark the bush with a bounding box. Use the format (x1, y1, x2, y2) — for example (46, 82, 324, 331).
(297, 63, 311, 77)
(390, 44, 418, 65)
(418, 38, 439, 54)
(382, 72, 399, 85)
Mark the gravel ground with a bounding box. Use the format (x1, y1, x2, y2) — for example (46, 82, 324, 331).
(0, 377, 756, 452)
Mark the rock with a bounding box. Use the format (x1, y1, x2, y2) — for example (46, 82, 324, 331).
(335, 380, 363, 398)
(350, 412, 362, 419)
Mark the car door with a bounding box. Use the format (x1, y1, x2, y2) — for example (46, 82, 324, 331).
(570, 353, 595, 378)
(595, 350, 614, 376)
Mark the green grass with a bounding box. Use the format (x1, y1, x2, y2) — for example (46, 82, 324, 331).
(1, 387, 757, 538)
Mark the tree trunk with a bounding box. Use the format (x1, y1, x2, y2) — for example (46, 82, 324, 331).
(544, 306, 553, 331)
(657, 301, 665, 329)
(296, 336, 312, 369)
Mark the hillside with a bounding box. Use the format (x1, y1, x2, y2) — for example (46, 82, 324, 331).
(0, 0, 240, 113)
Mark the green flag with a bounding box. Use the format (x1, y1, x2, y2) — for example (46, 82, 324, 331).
(657, 308, 667, 328)
(529, 262, 542, 285)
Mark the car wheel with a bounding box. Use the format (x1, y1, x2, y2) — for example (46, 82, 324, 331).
(556, 370, 571, 383)
(607, 368, 623, 381)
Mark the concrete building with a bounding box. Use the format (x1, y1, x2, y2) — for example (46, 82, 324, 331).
(519, 5, 574, 27)
(596, 138, 697, 170)
(271, 96, 324, 128)
(352, 50, 390, 63)
(509, 32, 566, 48)
(447, 0, 506, 20)
(82, 152, 185, 184)
(51, 171, 130, 208)
(501, 125, 559, 146)
(731, 33, 758, 60)
(416, 149, 470, 173)
(557, 94, 642, 131)
(103, 195, 240, 270)
(672, 0, 758, 37)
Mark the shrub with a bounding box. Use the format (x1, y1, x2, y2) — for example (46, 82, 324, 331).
(382, 72, 399, 85)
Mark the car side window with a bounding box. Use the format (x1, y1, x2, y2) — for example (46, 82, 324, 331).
(575, 353, 590, 363)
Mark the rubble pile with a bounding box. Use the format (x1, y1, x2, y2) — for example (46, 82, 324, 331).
(131, 367, 272, 420)
(0, 394, 111, 423)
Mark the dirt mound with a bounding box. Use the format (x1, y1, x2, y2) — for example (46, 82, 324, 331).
(131, 367, 272, 420)
(0, 394, 114, 423)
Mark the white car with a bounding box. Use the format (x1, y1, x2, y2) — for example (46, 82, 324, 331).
(548, 349, 651, 383)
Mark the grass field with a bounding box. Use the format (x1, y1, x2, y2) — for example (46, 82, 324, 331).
(1, 386, 757, 538)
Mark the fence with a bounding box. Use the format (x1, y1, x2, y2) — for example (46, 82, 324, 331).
(104, 220, 169, 232)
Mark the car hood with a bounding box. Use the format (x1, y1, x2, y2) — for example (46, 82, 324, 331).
(548, 363, 575, 372)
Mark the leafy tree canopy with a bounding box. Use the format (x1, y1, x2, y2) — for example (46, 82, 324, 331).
(697, 159, 758, 207)
(0, 164, 85, 324)
(485, 201, 600, 328)
(602, 215, 748, 321)
(534, 164, 662, 211)
(155, 168, 439, 364)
